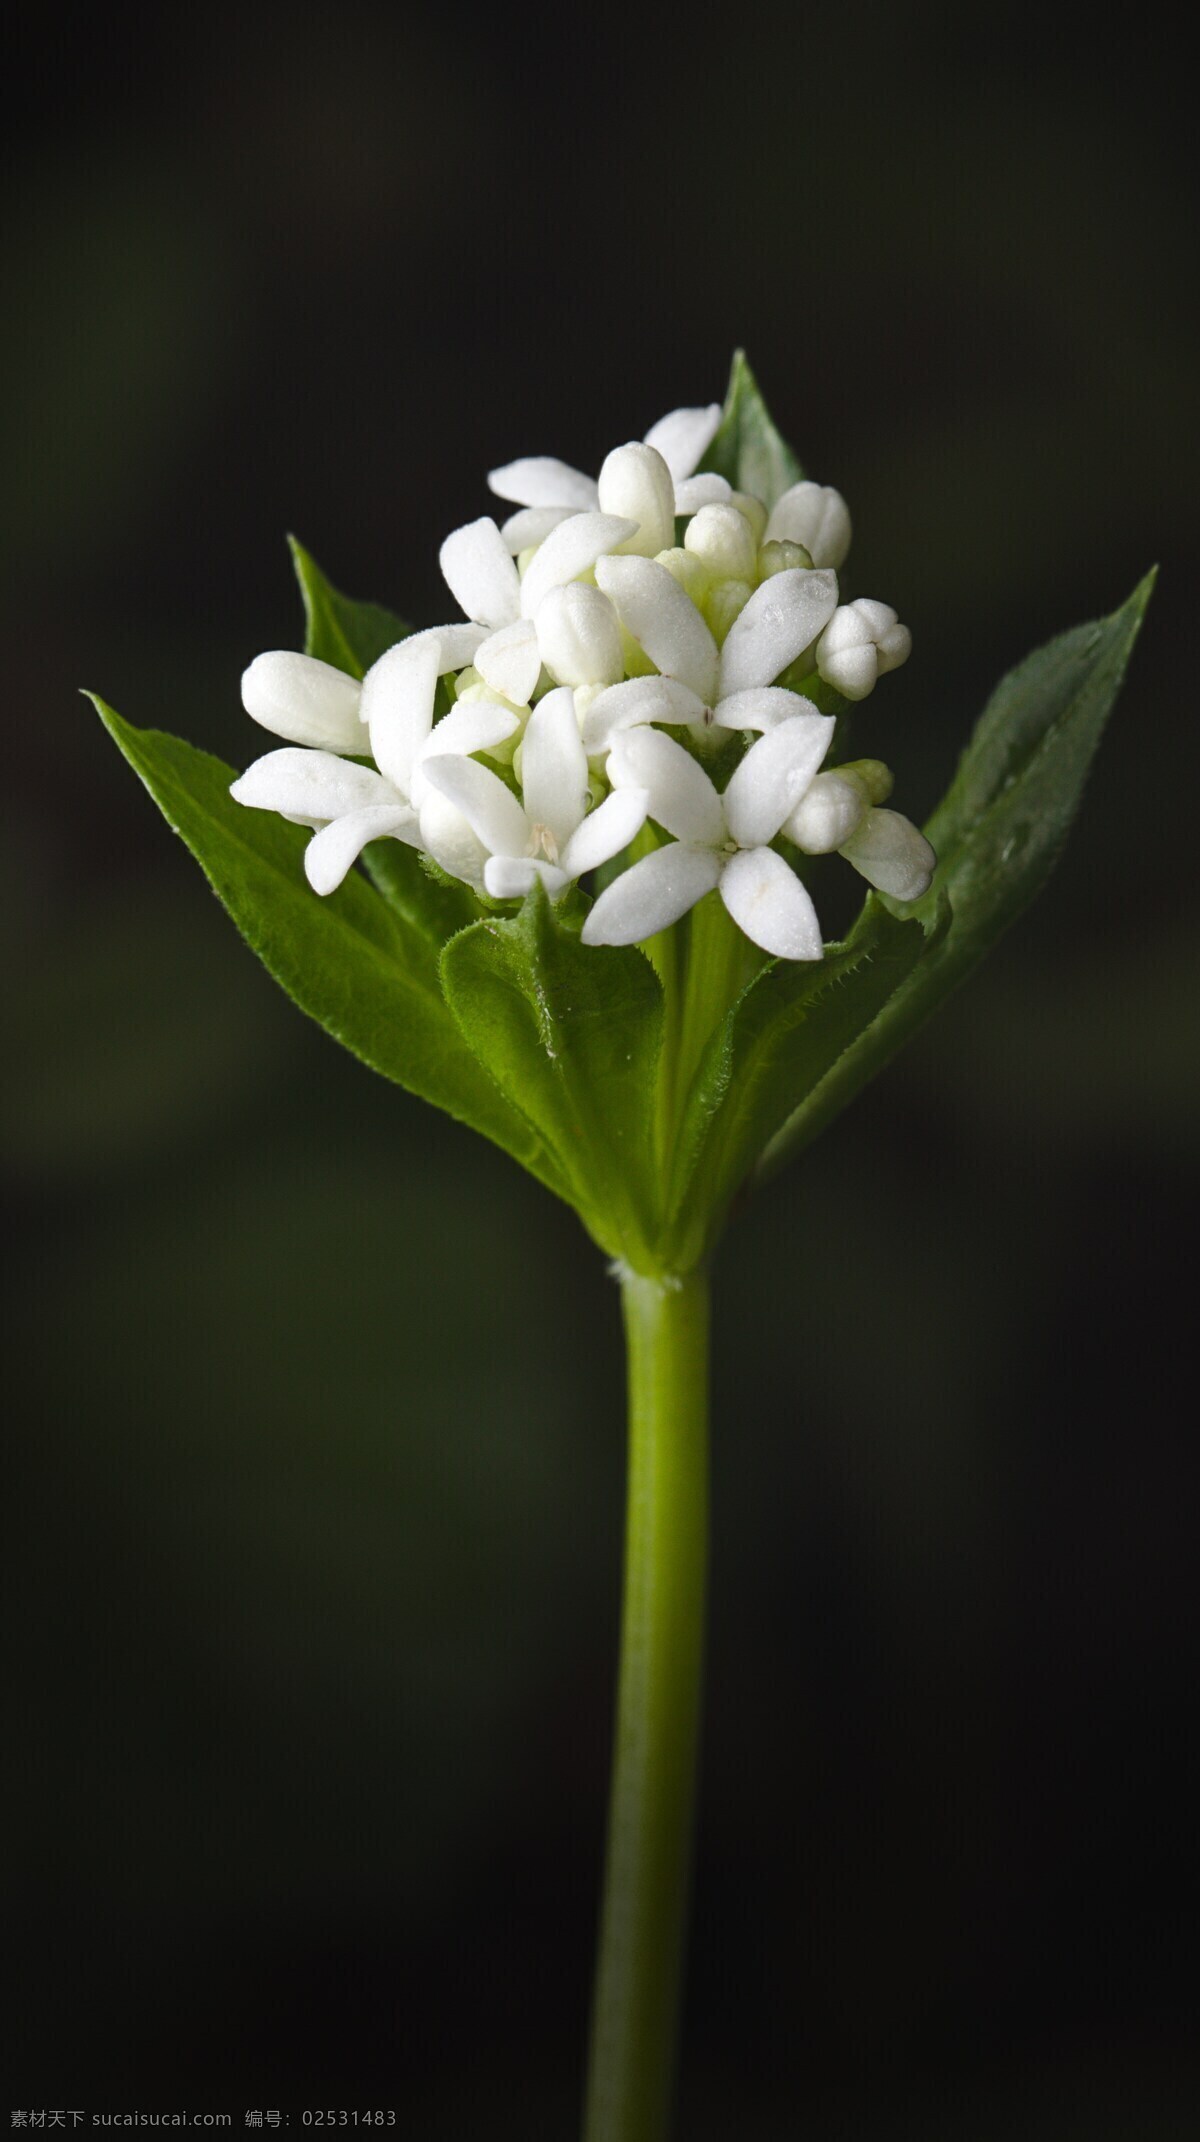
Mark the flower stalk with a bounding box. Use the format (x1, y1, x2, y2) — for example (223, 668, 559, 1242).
(584, 1266, 711, 2142)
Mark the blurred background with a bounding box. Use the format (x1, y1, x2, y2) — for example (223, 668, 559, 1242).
(5, 5, 1198, 2131)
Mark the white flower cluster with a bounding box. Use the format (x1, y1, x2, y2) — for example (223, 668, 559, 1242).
(232, 404, 934, 960)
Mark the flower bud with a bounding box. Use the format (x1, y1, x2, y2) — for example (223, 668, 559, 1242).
(758, 538, 814, 580)
(840, 809, 935, 900)
(597, 442, 677, 558)
(840, 757, 894, 805)
(764, 481, 852, 569)
(729, 491, 768, 546)
(685, 503, 758, 583)
(785, 770, 869, 853)
(654, 546, 710, 604)
(816, 600, 911, 701)
(704, 578, 754, 647)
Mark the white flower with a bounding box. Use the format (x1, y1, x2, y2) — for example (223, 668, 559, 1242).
(582, 714, 835, 960)
(594, 555, 840, 704)
(421, 686, 650, 902)
(438, 512, 636, 709)
(487, 404, 724, 544)
(815, 598, 912, 701)
(763, 481, 852, 569)
(231, 633, 518, 893)
(580, 675, 827, 760)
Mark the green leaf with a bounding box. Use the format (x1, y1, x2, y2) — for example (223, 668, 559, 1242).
(289, 537, 411, 677)
(666, 898, 941, 1259)
(440, 884, 664, 1263)
(92, 701, 569, 1201)
(361, 837, 480, 944)
(756, 568, 1156, 1183)
(701, 350, 803, 508)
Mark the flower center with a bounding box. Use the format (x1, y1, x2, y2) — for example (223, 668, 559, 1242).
(527, 822, 560, 864)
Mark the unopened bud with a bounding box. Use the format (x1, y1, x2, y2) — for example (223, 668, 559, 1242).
(786, 770, 869, 853)
(704, 578, 754, 647)
(758, 538, 813, 580)
(840, 808, 935, 901)
(654, 546, 710, 604)
(764, 481, 852, 569)
(840, 757, 894, 805)
(816, 600, 911, 701)
(729, 491, 768, 546)
(685, 503, 758, 582)
(598, 442, 677, 559)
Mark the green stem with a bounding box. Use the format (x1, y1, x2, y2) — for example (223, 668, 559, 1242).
(673, 890, 750, 1116)
(583, 1266, 710, 2142)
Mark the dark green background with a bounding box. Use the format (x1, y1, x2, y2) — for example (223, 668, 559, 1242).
(6, 7, 1198, 2131)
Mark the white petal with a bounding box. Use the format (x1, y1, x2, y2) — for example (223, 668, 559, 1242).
(230, 748, 398, 827)
(849, 598, 897, 637)
(487, 457, 599, 510)
(303, 805, 421, 895)
(818, 643, 879, 700)
(581, 675, 709, 755)
(719, 847, 824, 959)
(877, 622, 912, 674)
(763, 481, 853, 569)
(718, 569, 840, 696)
(409, 699, 520, 807)
(643, 404, 722, 481)
(818, 603, 875, 654)
(418, 790, 489, 890)
(521, 685, 590, 850)
(534, 583, 624, 688)
(785, 771, 867, 853)
(405, 622, 489, 672)
(608, 726, 723, 847)
(420, 752, 529, 860)
(712, 686, 817, 733)
(484, 855, 570, 901)
(475, 619, 542, 704)
(424, 699, 520, 760)
(840, 809, 936, 901)
(673, 473, 732, 514)
(241, 651, 363, 752)
(582, 843, 723, 946)
(594, 555, 719, 702)
(360, 636, 441, 796)
(439, 517, 521, 630)
(518, 512, 638, 619)
(500, 505, 577, 553)
(684, 503, 757, 582)
(597, 442, 677, 558)
(723, 713, 835, 848)
(560, 785, 650, 878)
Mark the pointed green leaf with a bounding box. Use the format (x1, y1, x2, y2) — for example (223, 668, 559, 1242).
(289, 537, 411, 678)
(93, 701, 568, 1201)
(665, 898, 941, 1260)
(757, 569, 1156, 1183)
(439, 885, 664, 1264)
(701, 350, 803, 508)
